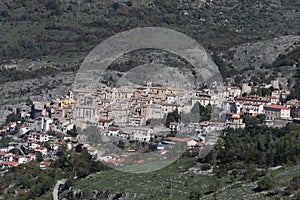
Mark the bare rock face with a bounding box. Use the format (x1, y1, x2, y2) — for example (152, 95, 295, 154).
(229, 35, 300, 69)
(62, 188, 154, 200)
(114, 64, 198, 89)
(73, 27, 223, 91)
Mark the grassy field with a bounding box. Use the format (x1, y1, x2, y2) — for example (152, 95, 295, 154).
(59, 158, 300, 199)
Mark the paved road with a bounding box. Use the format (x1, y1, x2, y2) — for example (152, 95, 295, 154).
(53, 179, 67, 200)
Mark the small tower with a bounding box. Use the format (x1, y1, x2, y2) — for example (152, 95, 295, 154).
(146, 81, 152, 95)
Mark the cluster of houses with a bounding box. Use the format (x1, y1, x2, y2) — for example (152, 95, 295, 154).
(73, 81, 300, 139)
(0, 128, 99, 169)
(0, 150, 52, 169)
(1, 80, 300, 168)
(0, 151, 35, 168)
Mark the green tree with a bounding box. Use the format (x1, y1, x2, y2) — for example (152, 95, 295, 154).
(209, 181, 220, 200)
(256, 176, 275, 192)
(243, 115, 260, 127)
(36, 151, 43, 162)
(45, 0, 60, 10)
(212, 53, 235, 79)
(189, 190, 202, 200)
(117, 140, 126, 150)
(257, 114, 266, 123)
(67, 126, 78, 137)
(5, 112, 19, 123)
(165, 108, 180, 127)
(26, 98, 33, 106)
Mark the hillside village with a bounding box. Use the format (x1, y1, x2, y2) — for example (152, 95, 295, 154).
(1, 79, 300, 169)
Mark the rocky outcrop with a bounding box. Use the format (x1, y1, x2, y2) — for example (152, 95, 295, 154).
(229, 35, 300, 69)
(61, 189, 139, 200)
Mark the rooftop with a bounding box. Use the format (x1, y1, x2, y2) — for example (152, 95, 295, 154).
(264, 104, 289, 110)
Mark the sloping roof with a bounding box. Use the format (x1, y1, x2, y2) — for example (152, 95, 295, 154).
(264, 104, 289, 110)
(2, 161, 18, 166)
(106, 159, 117, 165)
(231, 114, 241, 119)
(165, 137, 191, 142)
(0, 152, 7, 156)
(39, 162, 52, 166)
(99, 119, 113, 123)
(108, 127, 119, 131)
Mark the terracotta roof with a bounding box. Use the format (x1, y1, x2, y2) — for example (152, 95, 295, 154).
(108, 127, 119, 131)
(14, 156, 23, 159)
(106, 159, 117, 165)
(264, 104, 289, 110)
(110, 153, 120, 158)
(88, 148, 97, 152)
(99, 119, 113, 123)
(158, 150, 169, 154)
(2, 161, 18, 166)
(39, 162, 52, 166)
(208, 122, 224, 125)
(224, 111, 234, 115)
(231, 114, 241, 119)
(55, 141, 67, 145)
(0, 152, 7, 156)
(165, 137, 191, 142)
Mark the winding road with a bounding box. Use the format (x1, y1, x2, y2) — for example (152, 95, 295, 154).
(53, 179, 67, 200)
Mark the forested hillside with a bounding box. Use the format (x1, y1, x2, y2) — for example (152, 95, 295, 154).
(0, 0, 299, 62)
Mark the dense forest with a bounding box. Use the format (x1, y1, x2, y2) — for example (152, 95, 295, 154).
(201, 121, 300, 183)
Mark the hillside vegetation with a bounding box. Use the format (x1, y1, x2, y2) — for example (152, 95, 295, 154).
(0, 0, 299, 63)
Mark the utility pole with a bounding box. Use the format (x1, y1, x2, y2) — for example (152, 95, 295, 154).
(169, 178, 173, 199)
(76, 1, 81, 21)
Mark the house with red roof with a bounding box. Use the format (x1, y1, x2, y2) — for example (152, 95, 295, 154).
(39, 161, 52, 169)
(108, 127, 120, 136)
(26, 154, 36, 161)
(0, 161, 18, 168)
(35, 146, 48, 156)
(264, 104, 291, 120)
(14, 156, 27, 164)
(3, 153, 14, 162)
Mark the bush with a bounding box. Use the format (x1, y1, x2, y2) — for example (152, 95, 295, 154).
(256, 176, 275, 192)
(5, 112, 19, 123)
(200, 164, 211, 171)
(45, 0, 60, 10)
